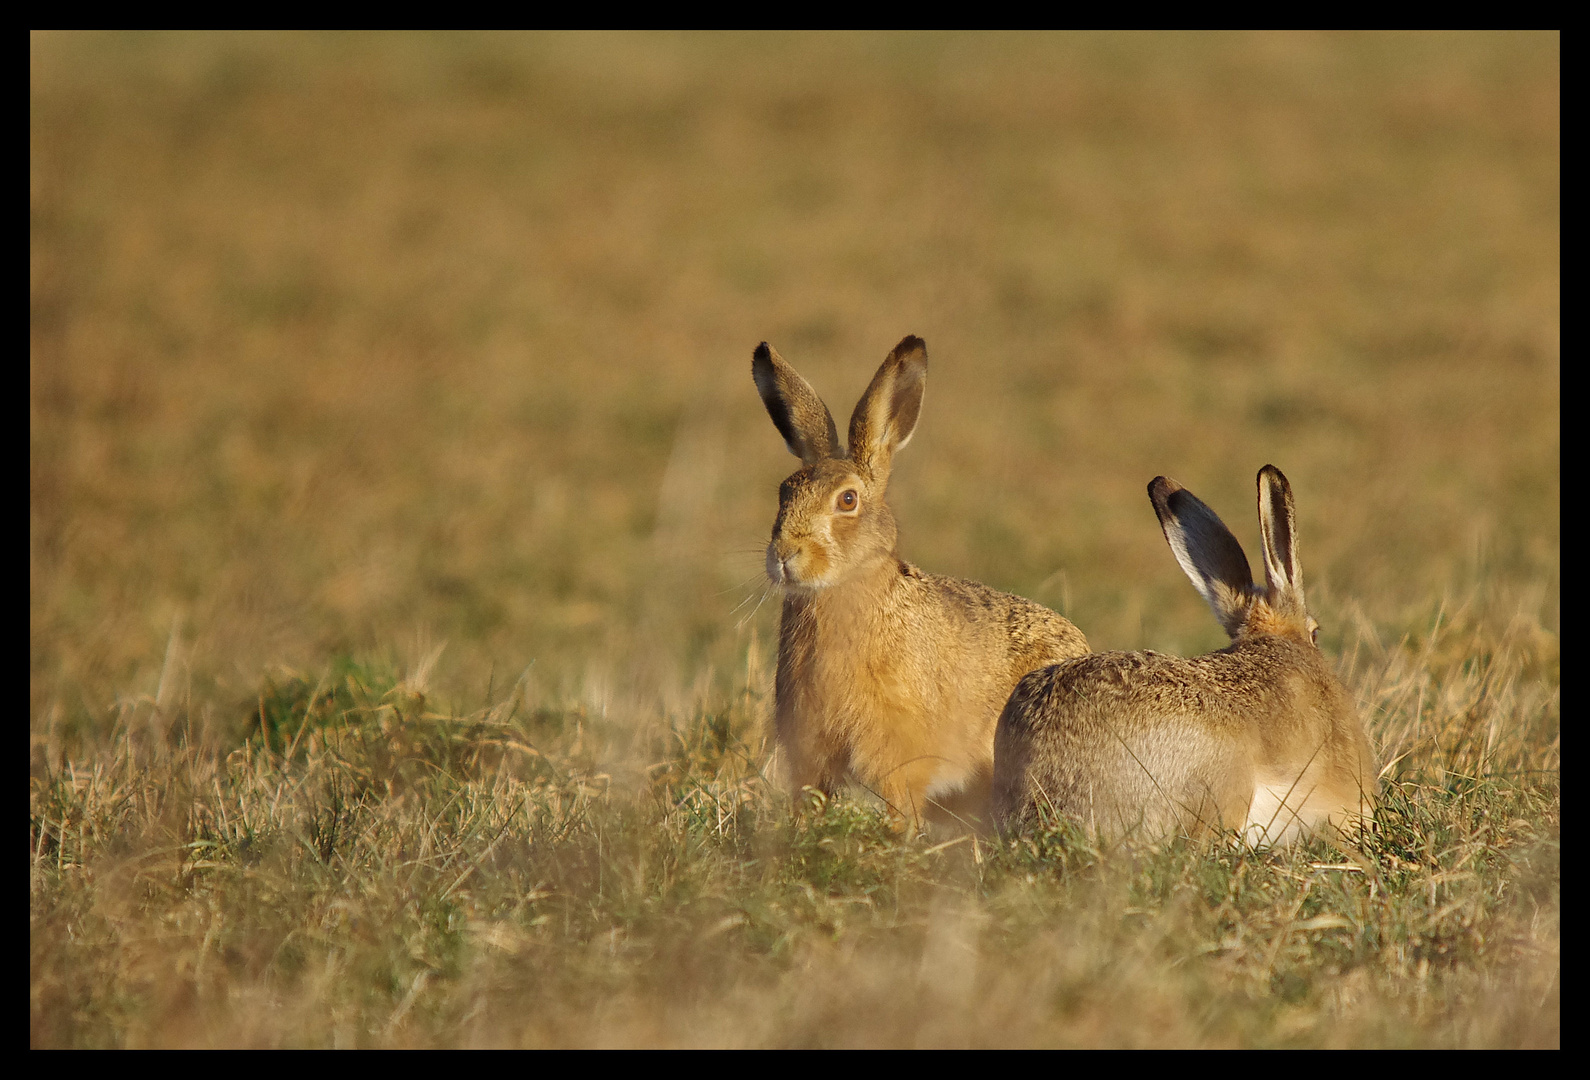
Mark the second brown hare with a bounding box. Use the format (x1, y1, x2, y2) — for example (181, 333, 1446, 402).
(992, 466, 1376, 847)
(753, 335, 1089, 831)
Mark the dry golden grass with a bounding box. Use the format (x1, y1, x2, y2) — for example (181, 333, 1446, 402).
(32, 32, 1556, 1047)
(28, 604, 1559, 1047)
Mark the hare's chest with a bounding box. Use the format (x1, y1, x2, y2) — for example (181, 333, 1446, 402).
(804, 646, 923, 730)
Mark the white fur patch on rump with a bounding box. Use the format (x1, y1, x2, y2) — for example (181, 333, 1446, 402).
(1243, 782, 1323, 848)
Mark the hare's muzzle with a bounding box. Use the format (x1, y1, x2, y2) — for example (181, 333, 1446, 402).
(766, 543, 788, 586)
(766, 537, 826, 589)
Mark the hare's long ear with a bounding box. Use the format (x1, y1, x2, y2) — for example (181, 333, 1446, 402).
(847, 335, 927, 486)
(753, 342, 840, 465)
(1149, 476, 1256, 639)
(1256, 465, 1306, 615)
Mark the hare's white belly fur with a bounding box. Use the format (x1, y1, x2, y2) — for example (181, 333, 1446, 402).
(925, 764, 977, 802)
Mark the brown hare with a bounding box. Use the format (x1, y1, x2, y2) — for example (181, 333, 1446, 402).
(752, 335, 1089, 831)
(992, 466, 1376, 847)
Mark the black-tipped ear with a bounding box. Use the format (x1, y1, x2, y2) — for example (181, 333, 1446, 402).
(753, 342, 840, 465)
(847, 335, 928, 484)
(1148, 476, 1255, 639)
(1256, 465, 1305, 610)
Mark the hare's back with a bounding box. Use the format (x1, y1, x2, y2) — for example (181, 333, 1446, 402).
(1004, 592, 1089, 667)
(921, 572, 1088, 668)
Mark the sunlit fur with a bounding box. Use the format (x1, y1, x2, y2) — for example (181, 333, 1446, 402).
(992, 466, 1377, 848)
(755, 337, 1089, 831)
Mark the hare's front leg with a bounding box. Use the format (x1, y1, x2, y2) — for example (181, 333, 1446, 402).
(776, 718, 846, 808)
(870, 759, 946, 835)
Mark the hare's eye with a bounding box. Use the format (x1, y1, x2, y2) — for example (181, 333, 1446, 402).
(836, 489, 858, 512)
(1308, 619, 1320, 646)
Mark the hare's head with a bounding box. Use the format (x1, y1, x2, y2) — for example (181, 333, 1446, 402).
(1148, 465, 1319, 646)
(754, 336, 928, 590)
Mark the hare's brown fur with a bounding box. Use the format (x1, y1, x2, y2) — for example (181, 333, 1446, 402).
(992, 467, 1376, 846)
(754, 336, 1087, 829)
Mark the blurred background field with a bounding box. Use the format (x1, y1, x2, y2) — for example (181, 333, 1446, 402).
(31, 32, 1558, 1047)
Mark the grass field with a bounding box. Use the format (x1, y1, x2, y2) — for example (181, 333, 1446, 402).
(31, 32, 1558, 1047)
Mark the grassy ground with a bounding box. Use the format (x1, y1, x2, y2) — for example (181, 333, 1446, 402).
(31, 32, 1557, 1047)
